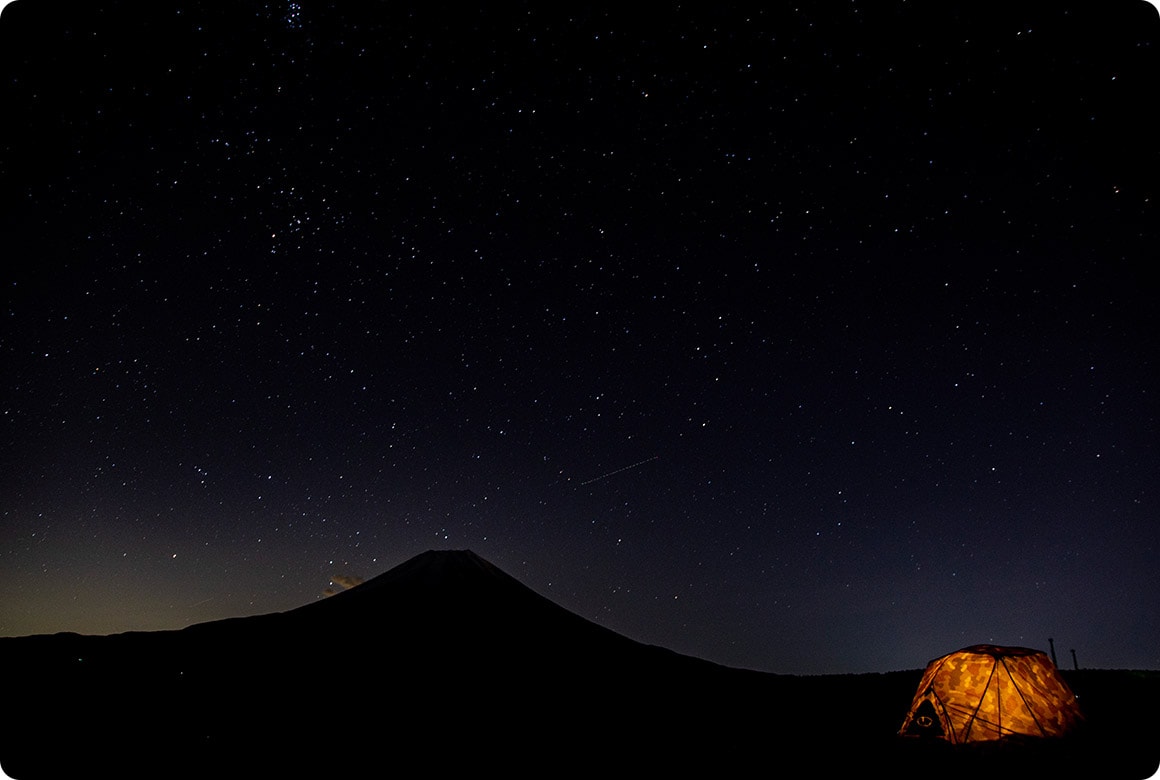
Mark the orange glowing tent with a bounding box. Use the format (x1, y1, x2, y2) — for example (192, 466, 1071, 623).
(899, 644, 1083, 743)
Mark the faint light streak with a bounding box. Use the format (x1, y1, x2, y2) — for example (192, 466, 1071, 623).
(578, 455, 659, 486)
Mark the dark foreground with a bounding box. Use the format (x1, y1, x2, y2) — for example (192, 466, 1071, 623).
(1, 552, 1156, 778)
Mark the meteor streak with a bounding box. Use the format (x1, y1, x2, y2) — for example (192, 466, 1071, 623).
(578, 455, 659, 486)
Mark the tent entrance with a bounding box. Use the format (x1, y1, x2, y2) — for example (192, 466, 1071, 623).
(903, 699, 945, 738)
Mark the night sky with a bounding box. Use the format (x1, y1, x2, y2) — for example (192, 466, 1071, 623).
(1, 1, 1157, 675)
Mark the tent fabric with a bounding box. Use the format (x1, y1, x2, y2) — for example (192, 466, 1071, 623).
(899, 644, 1083, 743)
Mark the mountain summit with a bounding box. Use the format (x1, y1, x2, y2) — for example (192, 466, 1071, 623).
(301, 548, 567, 618)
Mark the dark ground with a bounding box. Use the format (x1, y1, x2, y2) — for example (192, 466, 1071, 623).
(1, 551, 1156, 778)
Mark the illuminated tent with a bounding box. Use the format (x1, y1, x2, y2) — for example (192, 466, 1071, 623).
(899, 644, 1083, 743)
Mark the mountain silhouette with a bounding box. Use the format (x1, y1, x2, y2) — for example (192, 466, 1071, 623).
(0, 550, 777, 778)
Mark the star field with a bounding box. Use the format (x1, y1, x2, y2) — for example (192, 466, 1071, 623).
(1, 1, 1157, 674)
